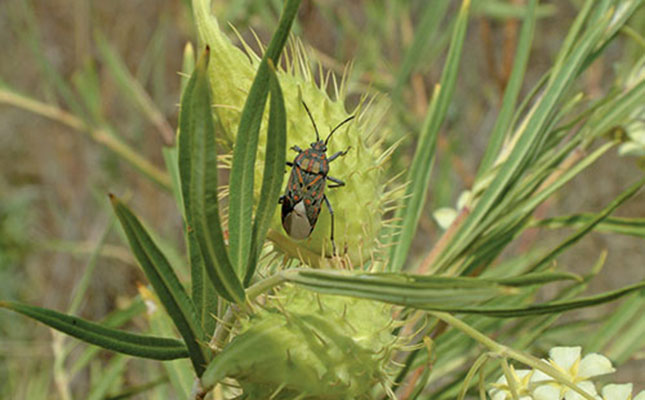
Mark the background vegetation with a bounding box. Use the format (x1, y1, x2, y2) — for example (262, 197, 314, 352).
(0, 0, 643, 398)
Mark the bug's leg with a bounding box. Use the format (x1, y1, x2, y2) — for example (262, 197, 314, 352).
(323, 195, 337, 256)
(327, 175, 345, 188)
(286, 161, 294, 167)
(279, 195, 285, 204)
(328, 146, 351, 162)
(291, 145, 304, 153)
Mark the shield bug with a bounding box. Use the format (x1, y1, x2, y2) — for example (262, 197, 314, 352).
(279, 101, 354, 255)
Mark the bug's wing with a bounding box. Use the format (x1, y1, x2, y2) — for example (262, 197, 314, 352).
(283, 200, 312, 239)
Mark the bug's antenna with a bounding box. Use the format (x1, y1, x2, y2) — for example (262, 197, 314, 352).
(325, 115, 355, 145)
(301, 101, 320, 142)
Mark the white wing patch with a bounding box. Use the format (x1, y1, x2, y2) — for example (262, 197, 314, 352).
(284, 201, 312, 240)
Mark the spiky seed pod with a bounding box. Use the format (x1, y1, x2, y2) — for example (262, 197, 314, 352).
(192, 0, 397, 266)
(206, 285, 398, 399)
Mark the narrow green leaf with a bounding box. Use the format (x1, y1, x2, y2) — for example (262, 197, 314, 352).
(227, 0, 301, 274)
(476, 0, 537, 177)
(0, 301, 188, 360)
(283, 269, 515, 307)
(548, 0, 594, 87)
(188, 229, 217, 335)
(461, 141, 614, 274)
(284, 269, 580, 308)
(110, 195, 208, 375)
(175, 43, 218, 331)
(70, 298, 146, 377)
(495, 271, 581, 286)
(533, 214, 645, 238)
(245, 60, 286, 285)
(178, 47, 245, 304)
(432, 11, 613, 273)
(387, 0, 471, 272)
(165, 137, 218, 333)
(282, 270, 645, 318)
(527, 177, 645, 272)
(495, 142, 614, 230)
(432, 281, 645, 317)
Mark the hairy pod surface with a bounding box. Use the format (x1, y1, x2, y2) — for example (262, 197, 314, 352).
(206, 285, 397, 398)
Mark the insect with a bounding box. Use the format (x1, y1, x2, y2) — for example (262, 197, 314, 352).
(279, 101, 355, 255)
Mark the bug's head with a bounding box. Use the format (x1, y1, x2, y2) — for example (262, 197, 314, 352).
(301, 100, 355, 152)
(311, 140, 327, 152)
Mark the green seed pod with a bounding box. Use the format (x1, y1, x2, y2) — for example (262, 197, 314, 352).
(204, 285, 398, 398)
(192, 0, 397, 266)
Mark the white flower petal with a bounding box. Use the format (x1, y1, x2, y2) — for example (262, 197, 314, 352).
(633, 391, 645, 400)
(534, 384, 561, 400)
(531, 368, 552, 384)
(489, 387, 509, 400)
(618, 142, 645, 157)
(602, 384, 633, 400)
(433, 207, 457, 230)
(626, 120, 645, 144)
(579, 353, 615, 379)
(564, 381, 598, 400)
(550, 346, 582, 373)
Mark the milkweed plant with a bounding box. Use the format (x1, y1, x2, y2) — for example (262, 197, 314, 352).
(1, 0, 645, 399)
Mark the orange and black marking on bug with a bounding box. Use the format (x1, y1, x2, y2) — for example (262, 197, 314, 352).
(279, 101, 355, 255)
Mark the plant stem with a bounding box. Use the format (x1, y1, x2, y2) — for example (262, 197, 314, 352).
(429, 311, 597, 400)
